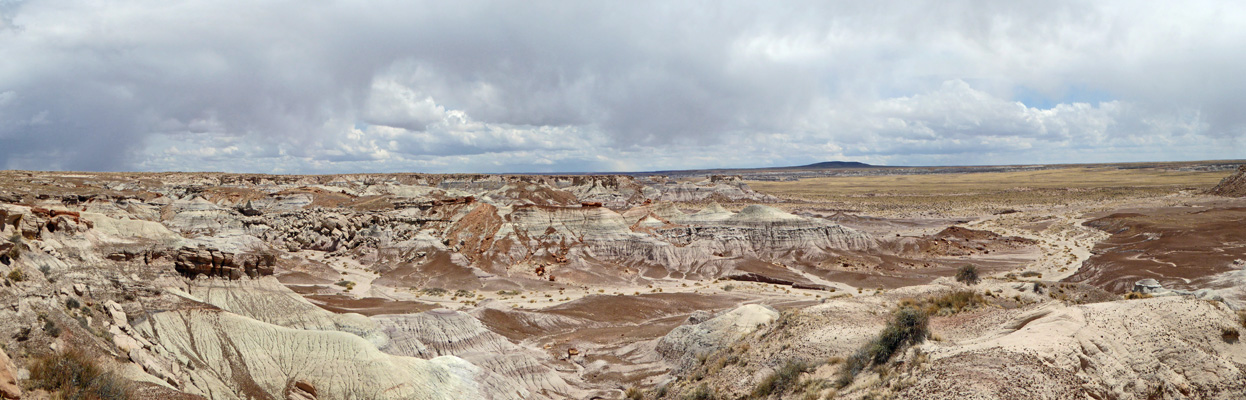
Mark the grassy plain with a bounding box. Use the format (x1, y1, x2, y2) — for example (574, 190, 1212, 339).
(747, 167, 1227, 216)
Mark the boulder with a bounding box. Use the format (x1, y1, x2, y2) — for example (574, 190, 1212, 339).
(1133, 278, 1163, 294)
(0, 347, 19, 400)
(285, 380, 317, 400)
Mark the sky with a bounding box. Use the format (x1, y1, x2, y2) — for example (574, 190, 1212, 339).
(0, 0, 1243, 173)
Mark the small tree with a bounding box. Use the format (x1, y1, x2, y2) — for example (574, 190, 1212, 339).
(956, 265, 980, 285)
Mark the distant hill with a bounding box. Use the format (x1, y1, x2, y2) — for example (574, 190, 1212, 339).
(622, 160, 880, 177)
(777, 161, 876, 170)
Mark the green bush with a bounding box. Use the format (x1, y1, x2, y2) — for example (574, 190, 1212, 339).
(955, 265, 980, 285)
(30, 347, 132, 399)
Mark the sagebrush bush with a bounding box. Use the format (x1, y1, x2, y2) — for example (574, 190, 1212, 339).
(836, 306, 929, 388)
(955, 265, 980, 285)
(30, 347, 132, 399)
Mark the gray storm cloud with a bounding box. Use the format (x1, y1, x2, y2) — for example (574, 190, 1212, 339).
(0, 0, 1242, 173)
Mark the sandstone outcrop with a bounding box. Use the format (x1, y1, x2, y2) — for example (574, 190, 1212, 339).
(174, 246, 276, 279)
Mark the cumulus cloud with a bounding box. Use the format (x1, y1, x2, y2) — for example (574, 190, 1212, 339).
(0, 0, 1242, 173)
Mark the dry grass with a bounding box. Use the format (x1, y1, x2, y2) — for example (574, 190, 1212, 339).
(748, 167, 1226, 214)
(29, 347, 132, 399)
(899, 291, 988, 316)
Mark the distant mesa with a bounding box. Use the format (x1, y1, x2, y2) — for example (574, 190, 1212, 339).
(777, 161, 876, 170)
(1207, 164, 1246, 197)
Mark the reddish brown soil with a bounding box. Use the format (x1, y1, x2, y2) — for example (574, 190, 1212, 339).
(275, 271, 334, 285)
(372, 250, 482, 289)
(918, 226, 1036, 257)
(476, 293, 747, 341)
(303, 294, 439, 316)
(543, 292, 747, 324)
(446, 203, 504, 263)
(1063, 207, 1246, 293)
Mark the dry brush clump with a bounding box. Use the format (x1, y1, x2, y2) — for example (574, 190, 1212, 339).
(955, 265, 980, 285)
(29, 346, 133, 399)
(836, 306, 930, 388)
(750, 359, 811, 399)
(899, 290, 988, 316)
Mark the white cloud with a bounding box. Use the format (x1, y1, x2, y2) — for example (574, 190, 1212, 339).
(1, 1, 1243, 172)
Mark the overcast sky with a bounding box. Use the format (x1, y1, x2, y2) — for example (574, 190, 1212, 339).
(1, 1, 1243, 173)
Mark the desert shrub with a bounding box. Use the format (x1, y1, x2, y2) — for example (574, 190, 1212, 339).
(30, 347, 132, 399)
(66, 298, 81, 309)
(1223, 328, 1240, 343)
(751, 360, 809, 398)
(43, 319, 61, 338)
(955, 265, 980, 285)
(836, 349, 868, 388)
(871, 307, 928, 362)
(6, 268, 23, 282)
(421, 287, 447, 296)
(39, 264, 51, 276)
(625, 386, 644, 400)
(334, 280, 356, 291)
(454, 289, 475, 298)
(4, 234, 20, 261)
(1019, 271, 1042, 278)
(1124, 292, 1152, 300)
(836, 306, 929, 388)
(723, 285, 735, 292)
(687, 383, 715, 400)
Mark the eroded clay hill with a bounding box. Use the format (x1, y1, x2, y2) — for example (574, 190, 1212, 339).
(0, 168, 1242, 400)
(1209, 165, 1246, 197)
